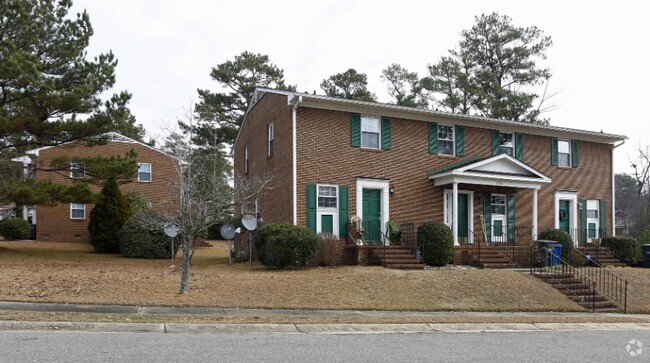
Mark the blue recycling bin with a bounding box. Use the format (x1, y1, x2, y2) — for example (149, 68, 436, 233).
(538, 240, 562, 267)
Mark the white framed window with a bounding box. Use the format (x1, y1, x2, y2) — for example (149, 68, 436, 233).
(586, 200, 600, 240)
(70, 203, 86, 219)
(244, 144, 249, 174)
(267, 123, 274, 157)
(361, 115, 380, 149)
(491, 195, 506, 215)
(70, 160, 85, 178)
(499, 132, 514, 156)
(138, 162, 152, 182)
(438, 125, 454, 156)
(558, 140, 571, 167)
(318, 185, 338, 208)
(316, 184, 339, 237)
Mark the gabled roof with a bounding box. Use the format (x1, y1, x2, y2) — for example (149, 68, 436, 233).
(237, 88, 627, 146)
(16, 132, 184, 164)
(428, 153, 552, 190)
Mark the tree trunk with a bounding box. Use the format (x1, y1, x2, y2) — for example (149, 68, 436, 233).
(179, 235, 193, 294)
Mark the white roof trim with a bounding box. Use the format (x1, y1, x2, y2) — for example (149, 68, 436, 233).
(429, 154, 551, 189)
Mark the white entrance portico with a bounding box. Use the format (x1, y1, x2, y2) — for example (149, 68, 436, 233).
(428, 154, 552, 245)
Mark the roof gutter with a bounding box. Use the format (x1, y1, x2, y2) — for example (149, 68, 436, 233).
(612, 139, 626, 236)
(290, 95, 303, 225)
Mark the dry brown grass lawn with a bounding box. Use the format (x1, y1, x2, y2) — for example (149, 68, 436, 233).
(0, 240, 635, 313)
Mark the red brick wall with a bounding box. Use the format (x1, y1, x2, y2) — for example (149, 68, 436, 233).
(233, 92, 293, 224)
(35, 141, 180, 242)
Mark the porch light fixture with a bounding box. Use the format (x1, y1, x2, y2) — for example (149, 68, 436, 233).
(389, 187, 395, 194)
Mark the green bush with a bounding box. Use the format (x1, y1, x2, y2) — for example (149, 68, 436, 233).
(538, 229, 573, 260)
(0, 218, 30, 240)
(601, 236, 641, 266)
(89, 177, 133, 253)
(254, 223, 319, 268)
(417, 221, 453, 266)
(119, 215, 179, 259)
(639, 228, 650, 244)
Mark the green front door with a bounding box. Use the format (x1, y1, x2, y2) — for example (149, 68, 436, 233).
(321, 215, 333, 234)
(458, 194, 469, 242)
(362, 189, 381, 243)
(559, 200, 570, 233)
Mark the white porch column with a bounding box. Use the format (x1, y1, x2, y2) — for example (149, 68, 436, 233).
(453, 182, 459, 246)
(532, 188, 538, 240)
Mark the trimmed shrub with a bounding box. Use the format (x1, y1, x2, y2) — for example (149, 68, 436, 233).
(417, 221, 453, 266)
(601, 236, 641, 266)
(538, 229, 573, 260)
(119, 215, 179, 259)
(254, 223, 319, 268)
(315, 233, 339, 266)
(89, 177, 133, 253)
(0, 218, 30, 240)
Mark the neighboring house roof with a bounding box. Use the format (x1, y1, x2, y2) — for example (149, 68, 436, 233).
(235, 88, 627, 148)
(428, 153, 552, 190)
(16, 132, 184, 164)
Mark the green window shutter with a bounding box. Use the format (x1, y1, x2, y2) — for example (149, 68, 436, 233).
(551, 138, 558, 166)
(515, 133, 524, 161)
(581, 199, 587, 243)
(600, 199, 607, 233)
(306, 184, 317, 233)
(507, 194, 516, 243)
(339, 185, 349, 238)
(572, 140, 579, 168)
(350, 113, 361, 147)
(428, 122, 438, 154)
(455, 125, 465, 157)
(492, 130, 500, 156)
(483, 192, 492, 242)
(381, 117, 392, 150)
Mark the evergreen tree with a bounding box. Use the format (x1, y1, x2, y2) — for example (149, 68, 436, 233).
(320, 69, 376, 102)
(423, 12, 553, 124)
(381, 64, 427, 108)
(88, 177, 133, 253)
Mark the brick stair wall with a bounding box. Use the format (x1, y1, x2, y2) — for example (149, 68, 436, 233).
(535, 273, 622, 312)
(576, 246, 627, 267)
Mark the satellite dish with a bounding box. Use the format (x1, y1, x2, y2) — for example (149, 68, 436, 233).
(220, 224, 237, 240)
(241, 214, 258, 231)
(163, 222, 180, 238)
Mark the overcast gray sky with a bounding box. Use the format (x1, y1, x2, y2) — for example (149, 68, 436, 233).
(74, 0, 648, 173)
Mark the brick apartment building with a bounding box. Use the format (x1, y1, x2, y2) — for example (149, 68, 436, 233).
(234, 88, 626, 257)
(20, 133, 181, 242)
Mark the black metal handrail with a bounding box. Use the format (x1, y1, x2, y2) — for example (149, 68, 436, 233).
(569, 248, 628, 313)
(531, 245, 628, 313)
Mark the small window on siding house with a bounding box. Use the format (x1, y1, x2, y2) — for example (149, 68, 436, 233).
(499, 133, 514, 156)
(558, 140, 571, 167)
(438, 125, 454, 156)
(70, 160, 85, 178)
(138, 162, 152, 182)
(70, 203, 86, 219)
(361, 115, 380, 149)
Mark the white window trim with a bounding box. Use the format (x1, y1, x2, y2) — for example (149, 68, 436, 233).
(70, 203, 86, 220)
(138, 162, 152, 182)
(554, 191, 578, 245)
(557, 139, 571, 167)
(360, 115, 381, 150)
(586, 199, 600, 241)
(438, 124, 455, 156)
(70, 161, 85, 179)
(443, 189, 474, 244)
(355, 178, 390, 245)
(267, 122, 274, 157)
(316, 184, 339, 237)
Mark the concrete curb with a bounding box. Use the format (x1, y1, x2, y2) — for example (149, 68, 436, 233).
(2, 321, 650, 334)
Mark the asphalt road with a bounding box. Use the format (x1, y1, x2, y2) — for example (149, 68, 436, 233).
(2, 329, 649, 363)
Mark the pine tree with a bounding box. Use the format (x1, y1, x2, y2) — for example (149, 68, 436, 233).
(88, 177, 133, 253)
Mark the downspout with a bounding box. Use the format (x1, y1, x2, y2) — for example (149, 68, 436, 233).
(612, 139, 626, 236)
(291, 95, 303, 225)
